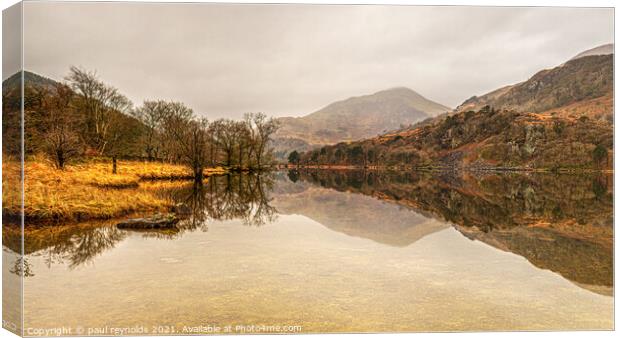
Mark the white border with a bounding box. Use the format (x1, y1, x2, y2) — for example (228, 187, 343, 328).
(0, 1, 617, 338)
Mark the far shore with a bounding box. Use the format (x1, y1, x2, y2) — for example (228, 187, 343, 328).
(279, 164, 613, 174)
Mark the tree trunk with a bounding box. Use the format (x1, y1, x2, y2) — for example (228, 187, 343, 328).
(239, 144, 243, 170)
(56, 151, 65, 169)
(194, 166, 204, 182)
(112, 156, 117, 174)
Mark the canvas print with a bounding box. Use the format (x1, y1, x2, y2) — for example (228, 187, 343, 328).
(1, 1, 614, 336)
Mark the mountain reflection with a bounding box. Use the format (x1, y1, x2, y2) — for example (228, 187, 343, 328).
(3, 170, 613, 295)
(287, 169, 613, 294)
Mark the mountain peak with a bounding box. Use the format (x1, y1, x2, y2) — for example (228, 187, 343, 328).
(273, 87, 451, 152)
(380, 86, 419, 94)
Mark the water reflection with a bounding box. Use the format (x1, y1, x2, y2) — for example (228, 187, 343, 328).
(3, 173, 279, 272)
(151, 173, 278, 229)
(3, 169, 613, 296)
(287, 169, 613, 294)
(4, 225, 127, 270)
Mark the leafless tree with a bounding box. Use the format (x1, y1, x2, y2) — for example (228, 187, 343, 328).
(133, 100, 170, 161)
(245, 112, 280, 168)
(210, 119, 237, 167)
(66, 66, 132, 154)
(162, 102, 211, 181)
(41, 84, 82, 169)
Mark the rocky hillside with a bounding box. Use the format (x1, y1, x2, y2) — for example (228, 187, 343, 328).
(297, 48, 613, 170)
(272, 87, 450, 158)
(456, 54, 612, 115)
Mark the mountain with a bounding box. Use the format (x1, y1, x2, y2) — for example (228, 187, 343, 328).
(456, 53, 613, 115)
(298, 46, 613, 170)
(569, 43, 613, 61)
(272, 87, 450, 158)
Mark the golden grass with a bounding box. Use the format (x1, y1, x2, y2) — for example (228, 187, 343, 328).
(2, 159, 227, 224)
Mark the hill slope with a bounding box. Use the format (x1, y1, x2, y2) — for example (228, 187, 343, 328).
(272, 87, 450, 158)
(456, 54, 613, 115)
(297, 50, 613, 170)
(3, 71, 64, 155)
(2, 70, 60, 95)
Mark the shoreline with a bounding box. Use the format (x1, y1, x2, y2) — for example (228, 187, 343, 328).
(2, 160, 231, 227)
(280, 164, 613, 174)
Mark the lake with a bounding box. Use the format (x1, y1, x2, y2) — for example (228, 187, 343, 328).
(3, 170, 614, 334)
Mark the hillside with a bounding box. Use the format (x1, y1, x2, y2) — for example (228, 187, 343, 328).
(456, 54, 613, 115)
(2, 70, 144, 157)
(2, 71, 64, 156)
(297, 50, 613, 170)
(272, 87, 450, 158)
(2, 70, 60, 95)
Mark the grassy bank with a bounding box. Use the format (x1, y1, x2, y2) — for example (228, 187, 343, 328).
(2, 159, 227, 224)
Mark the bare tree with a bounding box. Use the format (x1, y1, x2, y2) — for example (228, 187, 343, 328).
(41, 84, 82, 169)
(210, 119, 237, 167)
(162, 102, 211, 181)
(105, 113, 143, 173)
(245, 113, 280, 169)
(66, 66, 132, 154)
(234, 120, 251, 170)
(133, 100, 169, 161)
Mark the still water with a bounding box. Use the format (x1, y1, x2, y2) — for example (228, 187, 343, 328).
(3, 170, 614, 333)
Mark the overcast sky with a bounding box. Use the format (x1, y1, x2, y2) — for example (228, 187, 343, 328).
(9, 3, 615, 119)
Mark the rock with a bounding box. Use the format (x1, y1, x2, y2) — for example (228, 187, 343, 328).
(117, 213, 179, 229)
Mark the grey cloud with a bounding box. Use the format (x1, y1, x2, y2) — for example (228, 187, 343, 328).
(20, 2, 613, 119)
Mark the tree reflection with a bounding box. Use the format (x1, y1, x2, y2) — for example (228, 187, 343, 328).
(292, 169, 613, 233)
(159, 173, 278, 229)
(9, 256, 35, 277)
(291, 169, 613, 293)
(5, 173, 278, 273)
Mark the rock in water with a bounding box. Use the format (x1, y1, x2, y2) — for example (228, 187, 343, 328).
(117, 213, 179, 229)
